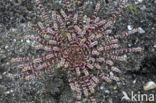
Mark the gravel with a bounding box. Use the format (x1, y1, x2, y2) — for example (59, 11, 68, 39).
(0, 0, 155, 103)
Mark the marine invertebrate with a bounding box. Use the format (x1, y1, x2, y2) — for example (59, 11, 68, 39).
(11, 0, 142, 102)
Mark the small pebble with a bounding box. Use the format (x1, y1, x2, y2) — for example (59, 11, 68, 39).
(138, 0, 143, 3)
(144, 81, 156, 91)
(133, 79, 137, 84)
(19, 48, 23, 52)
(11, 28, 16, 32)
(138, 27, 145, 34)
(117, 82, 121, 86)
(154, 44, 156, 48)
(113, 86, 117, 90)
(4, 89, 14, 94)
(127, 25, 133, 31)
(122, 81, 126, 86)
(13, 39, 16, 42)
(2, 72, 7, 75)
(100, 85, 104, 90)
(108, 98, 113, 103)
(140, 5, 146, 10)
(85, 1, 93, 5)
(123, 54, 127, 58)
(58, 0, 62, 4)
(135, 0, 143, 4)
(109, 72, 114, 76)
(21, 39, 24, 42)
(26, 39, 31, 44)
(128, 44, 132, 47)
(5, 45, 8, 49)
(105, 90, 110, 94)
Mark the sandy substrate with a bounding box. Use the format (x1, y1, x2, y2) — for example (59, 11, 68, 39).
(0, 0, 155, 103)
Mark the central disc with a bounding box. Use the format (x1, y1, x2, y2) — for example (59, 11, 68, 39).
(63, 43, 85, 66)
